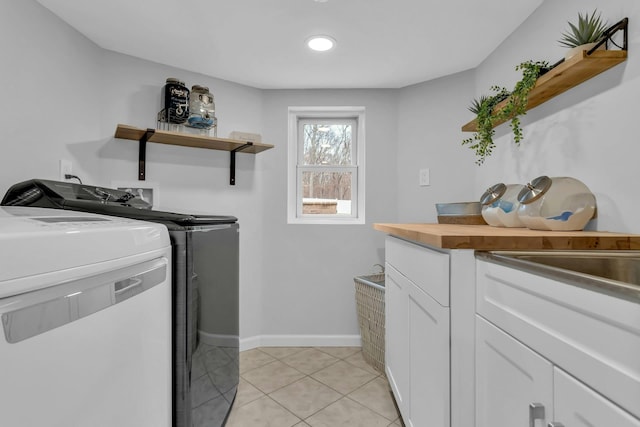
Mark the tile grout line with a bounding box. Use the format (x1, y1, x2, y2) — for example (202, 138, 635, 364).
(235, 347, 399, 425)
(344, 375, 400, 422)
(270, 357, 387, 423)
(262, 394, 303, 426)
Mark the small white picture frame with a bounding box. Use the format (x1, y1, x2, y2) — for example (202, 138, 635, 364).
(111, 180, 159, 209)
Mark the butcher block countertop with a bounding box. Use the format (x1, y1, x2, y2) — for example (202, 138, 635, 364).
(373, 223, 640, 251)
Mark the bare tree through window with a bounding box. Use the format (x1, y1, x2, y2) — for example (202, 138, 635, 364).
(302, 123, 353, 208)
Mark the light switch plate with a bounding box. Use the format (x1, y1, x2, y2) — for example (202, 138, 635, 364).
(419, 168, 430, 186)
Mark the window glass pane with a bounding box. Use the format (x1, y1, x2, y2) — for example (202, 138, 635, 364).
(302, 124, 352, 166)
(302, 171, 352, 215)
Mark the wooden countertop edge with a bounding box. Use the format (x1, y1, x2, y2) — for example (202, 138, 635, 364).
(373, 223, 640, 251)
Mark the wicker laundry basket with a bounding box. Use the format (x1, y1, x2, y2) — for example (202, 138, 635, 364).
(353, 273, 385, 373)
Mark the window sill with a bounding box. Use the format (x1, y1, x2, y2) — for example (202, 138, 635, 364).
(287, 216, 365, 225)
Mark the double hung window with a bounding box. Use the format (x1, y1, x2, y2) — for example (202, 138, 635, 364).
(288, 107, 365, 224)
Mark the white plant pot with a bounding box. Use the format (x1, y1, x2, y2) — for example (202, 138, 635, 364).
(564, 42, 605, 60)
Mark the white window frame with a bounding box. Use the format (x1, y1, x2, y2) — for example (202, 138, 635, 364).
(287, 106, 365, 225)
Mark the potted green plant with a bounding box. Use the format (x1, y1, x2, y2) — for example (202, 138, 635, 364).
(559, 10, 608, 60)
(463, 60, 549, 165)
(462, 87, 509, 165)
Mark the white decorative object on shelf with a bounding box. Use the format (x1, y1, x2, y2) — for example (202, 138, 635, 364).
(229, 131, 262, 143)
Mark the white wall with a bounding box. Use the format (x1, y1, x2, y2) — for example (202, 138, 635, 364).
(258, 90, 398, 344)
(396, 71, 478, 223)
(471, 0, 640, 232)
(395, 0, 640, 230)
(0, 0, 102, 185)
(96, 52, 268, 341)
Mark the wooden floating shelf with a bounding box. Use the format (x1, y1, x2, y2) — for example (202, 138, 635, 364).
(461, 50, 628, 132)
(115, 124, 274, 153)
(114, 124, 274, 185)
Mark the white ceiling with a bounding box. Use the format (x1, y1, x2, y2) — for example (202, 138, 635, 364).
(36, 0, 543, 89)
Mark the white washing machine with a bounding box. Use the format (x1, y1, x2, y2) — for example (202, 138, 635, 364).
(0, 206, 172, 427)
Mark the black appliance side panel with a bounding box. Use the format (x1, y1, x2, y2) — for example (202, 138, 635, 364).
(169, 230, 192, 427)
(190, 223, 240, 427)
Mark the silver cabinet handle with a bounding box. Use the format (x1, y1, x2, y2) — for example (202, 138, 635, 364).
(548, 423, 565, 427)
(529, 403, 546, 427)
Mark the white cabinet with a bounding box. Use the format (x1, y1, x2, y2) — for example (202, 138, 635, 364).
(386, 237, 450, 427)
(476, 317, 552, 427)
(554, 368, 640, 427)
(409, 281, 450, 426)
(476, 317, 640, 427)
(476, 257, 640, 426)
(385, 265, 410, 414)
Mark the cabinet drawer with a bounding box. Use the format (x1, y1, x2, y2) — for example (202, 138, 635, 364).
(386, 236, 449, 306)
(476, 259, 640, 420)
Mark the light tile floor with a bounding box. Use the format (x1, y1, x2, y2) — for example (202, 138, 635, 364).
(226, 347, 404, 427)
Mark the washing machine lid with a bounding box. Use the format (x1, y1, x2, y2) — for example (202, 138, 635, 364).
(0, 207, 170, 283)
(2, 179, 237, 226)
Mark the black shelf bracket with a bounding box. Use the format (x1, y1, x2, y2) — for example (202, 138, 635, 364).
(230, 142, 253, 185)
(138, 128, 155, 181)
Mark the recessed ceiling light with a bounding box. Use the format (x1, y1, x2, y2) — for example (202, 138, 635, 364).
(306, 35, 336, 52)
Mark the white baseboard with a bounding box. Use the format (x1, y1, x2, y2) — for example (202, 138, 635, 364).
(240, 336, 262, 352)
(240, 334, 361, 352)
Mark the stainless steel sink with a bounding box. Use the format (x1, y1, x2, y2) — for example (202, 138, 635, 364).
(477, 251, 640, 303)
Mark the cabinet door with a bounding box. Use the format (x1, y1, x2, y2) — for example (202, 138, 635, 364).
(386, 264, 410, 417)
(553, 368, 640, 427)
(409, 282, 450, 427)
(476, 317, 553, 427)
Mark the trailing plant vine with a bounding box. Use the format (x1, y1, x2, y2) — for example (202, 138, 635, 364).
(462, 60, 550, 165)
(462, 87, 509, 165)
(508, 60, 550, 142)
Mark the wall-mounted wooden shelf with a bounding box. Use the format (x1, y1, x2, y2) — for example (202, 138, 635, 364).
(115, 124, 274, 185)
(461, 50, 628, 132)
